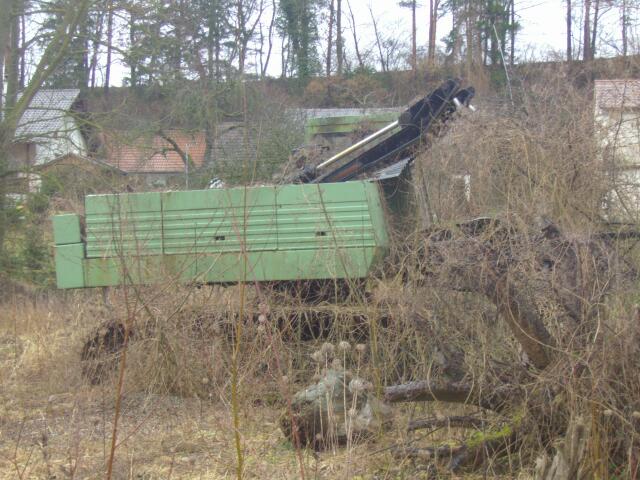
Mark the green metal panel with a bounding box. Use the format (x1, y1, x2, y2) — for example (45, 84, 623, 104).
(52, 214, 82, 245)
(305, 113, 399, 140)
(54, 244, 85, 288)
(306, 113, 398, 128)
(52, 181, 390, 288)
(276, 183, 377, 251)
(83, 249, 377, 286)
(161, 188, 277, 255)
(85, 192, 163, 257)
(83, 255, 197, 287)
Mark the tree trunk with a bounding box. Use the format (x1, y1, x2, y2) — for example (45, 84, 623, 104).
(491, 277, 554, 370)
(0, 0, 18, 246)
(566, 0, 572, 62)
(77, 14, 89, 89)
(336, 0, 343, 75)
(510, 0, 515, 65)
(411, 0, 417, 76)
(346, 0, 364, 69)
(370, 7, 386, 72)
(105, 0, 113, 91)
(0, 70, 3, 118)
(261, 0, 276, 77)
(621, 0, 627, 58)
(280, 36, 287, 78)
(0, 126, 9, 254)
(590, 0, 600, 59)
(19, 11, 24, 89)
(90, 9, 104, 89)
(583, 0, 592, 61)
(128, 11, 137, 87)
(326, 0, 334, 77)
(0, 0, 13, 112)
(6, 0, 20, 110)
(465, 0, 474, 78)
(427, 0, 438, 65)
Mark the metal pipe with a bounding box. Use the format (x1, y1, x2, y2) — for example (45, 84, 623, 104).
(316, 120, 399, 170)
(454, 96, 477, 112)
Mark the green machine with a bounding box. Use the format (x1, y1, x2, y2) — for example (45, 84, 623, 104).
(52, 182, 388, 289)
(52, 80, 475, 290)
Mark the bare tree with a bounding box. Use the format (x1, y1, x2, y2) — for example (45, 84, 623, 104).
(19, 9, 25, 88)
(464, 0, 478, 80)
(369, 5, 387, 72)
(590, 0, 600, 58)
(427, 0, 440, 65)
(233, 0, 265, 75)
(105, 0, 114, 91)
(399, 0, 417, 76)
(89, 2, 106, 88)
(566, 0, 572, 61)
(5, 0, 23, 109)
(346, 0, 364, 69)
(509, 0, 515, 65)
(336, 0, 343, 75)
(583, 0, 592, 61)
(0, 0, 11, 111)
(620, 0, 628, 57)
(260, 0, 277, 77)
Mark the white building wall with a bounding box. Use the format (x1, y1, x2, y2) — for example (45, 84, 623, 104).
(597, 107, 640, 218)
(596, 108, 640, 164)
(33, 115, 87, 165)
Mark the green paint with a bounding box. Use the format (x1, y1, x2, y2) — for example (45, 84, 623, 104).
(54, 243, 85, 288)
(304, 113, 399, 141)
(52, 214, 82, 245)
(51, 181, 391, 289)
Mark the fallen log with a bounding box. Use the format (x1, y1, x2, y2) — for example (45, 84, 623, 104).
(407, 415, 486, 432)
(383, 380, 515, 412)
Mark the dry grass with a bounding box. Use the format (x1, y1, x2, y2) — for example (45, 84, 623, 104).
(2, 70, 640, 479)
(1, 278, 543, 479)
(0, 286, 489, 479)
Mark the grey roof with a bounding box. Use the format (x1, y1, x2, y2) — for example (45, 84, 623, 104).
(371, 158, 412, 181)
(14, 89, 80, 139)
(290, 107, 402, 120)
(210, 122, 256, 165)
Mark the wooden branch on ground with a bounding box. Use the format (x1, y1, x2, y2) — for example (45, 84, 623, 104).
(383, 380, 514, 412)
(407, 415, 486, 432)
(384, 380, 474, 404)
(392, 444, 464, 461)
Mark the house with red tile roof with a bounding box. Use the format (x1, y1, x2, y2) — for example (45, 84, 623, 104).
(103, 130, 207, 186)
(101, 123, 260, 187)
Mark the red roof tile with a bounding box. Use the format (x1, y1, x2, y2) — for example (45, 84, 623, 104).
(105, 130, 206, 173)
